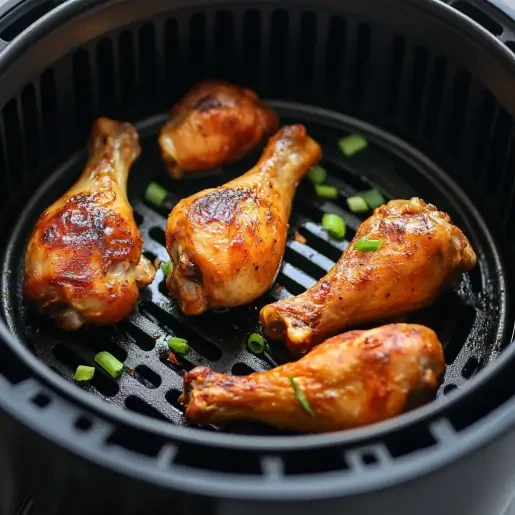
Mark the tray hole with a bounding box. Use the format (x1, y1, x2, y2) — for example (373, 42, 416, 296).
(0, 355, 30, 385)
(284, 247, 328, 280)
(231, 363, 256, 376)
(362, 452, 378, 465)
(298, 227, 347, 263)
(453, 1, 503, 36)
(0, 1, 55, 41)
(506, 41, 515, 53)
(107, 424, 165, 458)
(149, 226, 166, 247)
(444, 383, 458, 395)
(134, 365, 161, 389)
(31, 392, 51, 408)
(462, 356, 479, 379)
(165, 389, 183, 411)
(120, 323, 156, 352)
(140, 302, 222, 361)
(174, 444, 261, 474)
(75, 416, 93, 432)
(283, 449, 348, 475)
(125, 395, 168, 422)
(387, 426, 437, 457)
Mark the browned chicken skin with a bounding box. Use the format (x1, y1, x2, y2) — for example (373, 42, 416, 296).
(24, 117, 156, 331)
(261, 198, 477, 355)
(180, 323, 445, 433)
(165, 124, 322, 315)
(158, 79, 279, 179)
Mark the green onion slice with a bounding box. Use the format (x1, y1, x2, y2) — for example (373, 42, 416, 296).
(162, 260, 172, 276)
(354, 236, 383, 252)
(168, 336, 190, 354)
(322, 213, 346, 240)
(73, 365, 95, 382)
(289, 376, 315, 418)
(347, 196, 369, 213)
(307, 165, 327, 185)
(339, 133, 368, 157)
(360, 188, 386, 209)
(314, 184, 339, 199)
(144, 181, 167, 207)
(247, 333, 267, 354)
(94, 351, 124, 378)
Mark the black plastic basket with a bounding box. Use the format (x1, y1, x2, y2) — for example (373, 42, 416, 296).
(1, 1, 515, 514)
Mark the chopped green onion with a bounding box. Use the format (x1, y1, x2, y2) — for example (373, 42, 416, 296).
(347, 196, 369, 213)
(307, 165, 327, 185)
(339, 133, 368, 157)
(360, 188, 386, 209)
(289, 376, 315, 418)
(168, 336, 190, 354)
(247, 333, 267, 354)
(354, 236, 383, 252)
(73, 365, 95, 382)
(314, 184, 339, 199)
(322, 213, 347, 240)
(162, 260, 172, 276)
(94, 351, 124, 378)
(144, 181, 167, 207)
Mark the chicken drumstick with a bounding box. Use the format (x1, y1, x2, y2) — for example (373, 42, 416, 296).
(159, 79, 278, 179)
(261, 198, 477, 355)
(24, 117, 156, 331)
(165, 124, 322, 315)
(181, 323, 445, 433)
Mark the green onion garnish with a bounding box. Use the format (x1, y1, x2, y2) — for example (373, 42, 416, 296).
(247, 333, 267, 354)
(168, 336, 190, 354)
(314, 184, 339, 199)
(347, 196, 369, 213)
(307, 165, 327, 185)
(73, 365, 95, 382)
(361, 188, 386, 209)
(144, 181, 167, 207)
(354, 236, 383, 252)
(339, 133, 368, 157)
(94, 351, 124, 378)
(289, 376, 315, 418)
(162, 260, 172, 276)
(322, 213, 346, 240)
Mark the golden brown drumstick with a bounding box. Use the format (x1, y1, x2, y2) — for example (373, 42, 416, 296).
(24, 117, 156, 331)
(165, 124, 322, 315)
(181, 323, 445, 433)
(261, 198, 476, 355)
(158, 79, 279, 179)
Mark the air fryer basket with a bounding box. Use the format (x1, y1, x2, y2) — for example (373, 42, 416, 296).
(1, 0, 515, 514)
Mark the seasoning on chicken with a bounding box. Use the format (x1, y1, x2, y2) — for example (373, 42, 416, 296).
(24, 117, 156, 331)
(158, 79, 279, 179)
(261, 198, 477, 355)
(180, 324, 446, 433)
(165, 124, 322, 315)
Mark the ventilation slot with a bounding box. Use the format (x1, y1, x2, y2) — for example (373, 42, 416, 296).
(242, 9, 261, 89)
(72, 49, 94, 134)
(269, 9, 290, 97)
(472, 90, 496, 182)
(188, 13, 207, 86)
(351, 23, 371, 105)
(423, 57, 447, 141)
(453, 1, 503, 36)
(164, 18, 180, 98)
(108, 423, 165, 458)
(385, 36, 406, 118)
(283, 450, 348, 475)
(0, 1, 55, 41)
(324, 16, 346, 96)
(297, 12, 317, 92)
(40, 69, 59, 154)
(20, 84, 40, 172)
(118, 31, 137, 108)
(386, 425, 437, 457)
(96, 39, 117, 117)
(2, 99, 26, 195)
(139, 23, 158, 100)
(406, 46, 428, 130)
(214, 11, 235, 82)
(443, 69, 471, 156)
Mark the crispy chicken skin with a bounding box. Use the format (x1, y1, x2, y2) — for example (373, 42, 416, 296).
(158, 79, 279, 179)
(261, 198, 477, 355)
(24, 117, 156, 331)
(165, 125, 322, 315)
(180, 324, 445, 433)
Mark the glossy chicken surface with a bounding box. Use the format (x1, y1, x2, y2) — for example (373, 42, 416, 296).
(261, 198, 477, 355)
(24, 118, 156, 331)
(181, 324, 445, 433)
(158, 79, 279, 179)
(165, 125, 322, 315)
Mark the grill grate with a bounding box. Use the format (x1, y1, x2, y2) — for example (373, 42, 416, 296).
(2, 102, 508, 434)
